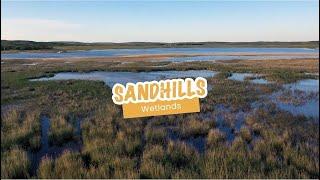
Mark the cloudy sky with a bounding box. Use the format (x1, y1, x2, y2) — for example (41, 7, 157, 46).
(1, 0, 319, 42)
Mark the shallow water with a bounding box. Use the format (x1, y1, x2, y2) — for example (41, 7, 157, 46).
(272, 79, 319, 119)
(214, 105, 246, 142)
(251, 78, 270, 84)
(41, 116, 50, 151)
(29, 116, 50, 175)
(284, 79, 319, 92)
(228, 73, 256, 81)
(29, 116, 82, 175)
(31, 70, 217, 87)
(2, 47, 318, 60)
(185, 137, 206, 153)
(22, 63, 38, 66)
(276, 99, 319, 119)
(228, 73, 271, 84)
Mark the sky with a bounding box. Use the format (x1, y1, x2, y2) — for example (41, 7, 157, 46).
(1, 0, 319, 42)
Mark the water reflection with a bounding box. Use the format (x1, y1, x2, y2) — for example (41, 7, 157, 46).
(2, 47, 318, 60)
(273, 79, 319, 119)
(284, 79, 319, 92)
(228, 73, 271, 84)
(31, 70, 217, 87)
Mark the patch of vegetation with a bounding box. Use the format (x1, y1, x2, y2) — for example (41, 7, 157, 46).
(1, 108, 41, 151)
(48, 115, 75, 146)
(1, 147, 30, 178)
(1, 40, 53, 51)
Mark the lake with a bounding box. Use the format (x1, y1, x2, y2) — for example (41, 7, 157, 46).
(2, 47, 318, 61)
(31, 70, 217, 87)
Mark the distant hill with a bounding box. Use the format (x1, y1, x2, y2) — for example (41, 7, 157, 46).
(1, 40, 319, 51)
(1, 40, 53, 51)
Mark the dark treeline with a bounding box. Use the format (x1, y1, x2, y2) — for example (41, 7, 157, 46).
(1, 40, 53, 50)
(1, 40, 319, 51)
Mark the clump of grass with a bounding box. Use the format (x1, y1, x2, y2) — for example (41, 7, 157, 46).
(251, 123, 263, 136)
(239, 126, 252, 142)
(207, 129, 226, 147)
(84, 164, 112, 179)
(142, 145, 165, 162)
(113, 131, 143, 157)
(172, 168, 201, 178)
(201, 145, 259, 178)
(141, 141, 201, 178)
(215, 72, 232, 79)
(38, 151, 86, 178)
(140, 159, 168, 178)
(1, 108, 41, 151)
(1, 147, 30, 178)
(1, 108, 20, 130)
(140, 145, 169, 178)
(29, 135, 41, 151)
(166, 140, 200, 169)
(49, 115, 75, 146)
(37, 156, 55, 178)
(111, 156, 139, 178)
(245, 115, 256, 126)
(54, 151, 86, 178)
(145, 127, 167, 145)
(231, 136, 248, 152)
(178, 117, 214, 138)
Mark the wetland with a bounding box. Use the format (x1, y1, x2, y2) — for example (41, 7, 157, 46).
(1, 52, 319, 178)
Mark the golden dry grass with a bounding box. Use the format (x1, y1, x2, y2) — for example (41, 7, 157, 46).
(219, 58, 319, 72)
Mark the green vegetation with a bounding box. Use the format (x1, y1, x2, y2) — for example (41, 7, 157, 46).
(1, 58, 319, 178)
(1, 108, 41, 151)
(48, 115, 75, 146)
(1, 147, 30, 178)
(1, 40, 53, 51)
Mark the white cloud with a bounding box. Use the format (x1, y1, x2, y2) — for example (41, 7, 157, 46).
(1, 18, 83, 41)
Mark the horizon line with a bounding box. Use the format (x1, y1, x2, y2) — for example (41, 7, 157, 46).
(2, 39, 319, 43)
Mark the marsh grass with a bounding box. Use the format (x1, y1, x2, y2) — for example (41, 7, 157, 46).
(48, 115, 75, 146)
(1, 58, 319, 178)
(207, 129, 226, 147)
(178, 117, 215, 138)
(37, 151, 86, 178)
(277, 89, 319, 106)
(1, 108, 41, 151)
(240, 126, 252, 142)
(145, 127, 167, 145)
(1, 147, 30, 178)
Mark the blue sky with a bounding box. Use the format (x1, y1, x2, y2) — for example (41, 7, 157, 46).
(1, 1, 319, 42)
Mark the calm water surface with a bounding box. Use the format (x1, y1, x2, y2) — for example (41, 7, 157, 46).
(31, 70, 217, 86)
(228, 73, 271, 84)
(2, 47, 318, 60)
(284, 79, 319, 92)
(274, 79, 319, 119)
(228, 73, 256, 82)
